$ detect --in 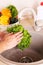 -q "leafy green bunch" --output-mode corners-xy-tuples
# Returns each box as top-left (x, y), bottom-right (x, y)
(7, 25), (31, 50)
(7, 5), (18, 18)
